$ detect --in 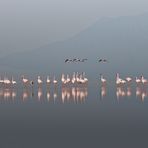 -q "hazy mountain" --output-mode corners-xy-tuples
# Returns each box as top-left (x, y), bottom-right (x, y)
(1, 13), (148, 76)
